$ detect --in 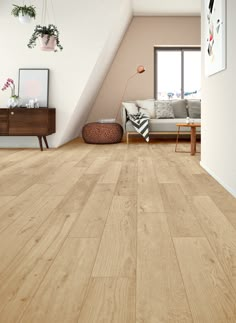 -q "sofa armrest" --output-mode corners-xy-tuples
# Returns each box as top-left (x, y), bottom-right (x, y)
(121, 105), (128, 132)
